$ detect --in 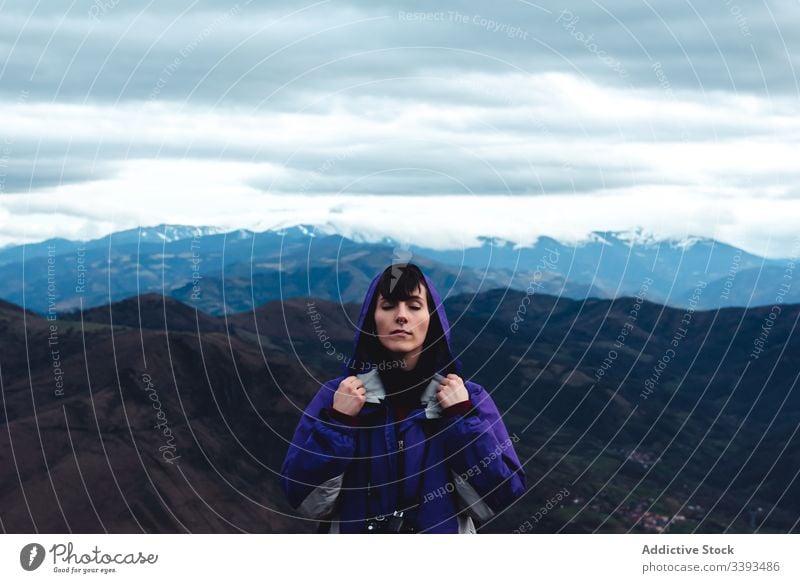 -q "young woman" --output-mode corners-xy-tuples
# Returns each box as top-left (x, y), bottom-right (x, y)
(281, 263), (526, 533)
